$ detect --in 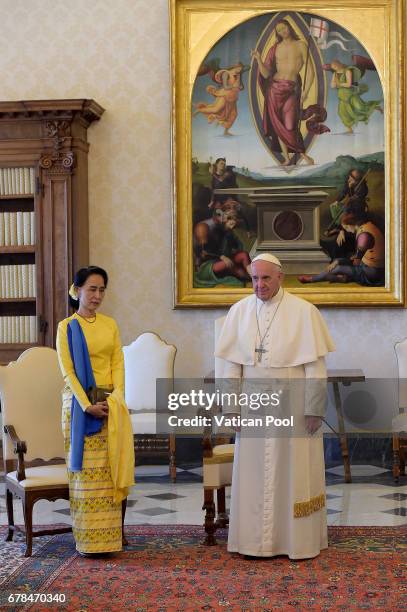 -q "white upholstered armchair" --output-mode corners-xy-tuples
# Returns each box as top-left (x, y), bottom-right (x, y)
(202, 316), (234, 545)
(0, 347), (71, 557)
(123, 332), (177, 482)
(394, 338), (407, 482)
